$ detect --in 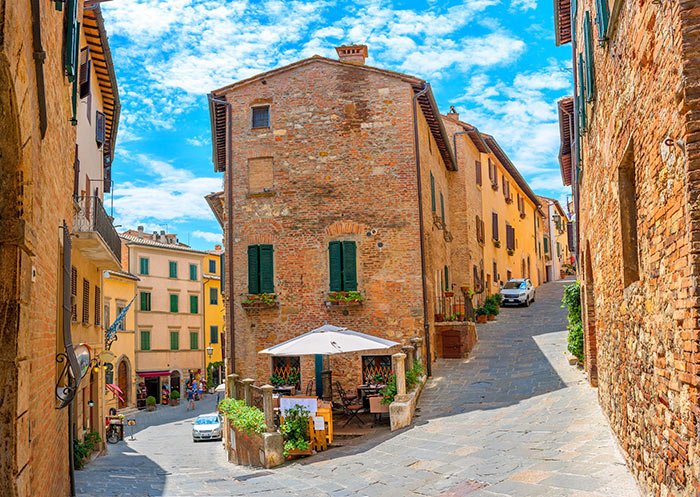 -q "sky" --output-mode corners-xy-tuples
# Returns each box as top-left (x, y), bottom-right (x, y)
(101, 0), (572, 251)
